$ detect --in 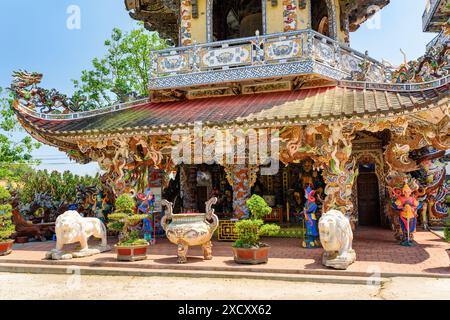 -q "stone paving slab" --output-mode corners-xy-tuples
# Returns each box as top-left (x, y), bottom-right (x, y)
(0, 227), (449, 278)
